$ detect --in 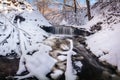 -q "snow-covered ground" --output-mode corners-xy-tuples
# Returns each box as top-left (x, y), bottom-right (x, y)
(86, 23), (120, 70)
(84, 2), (120, 71)
(0, 1), (57, 79)
(0, 0), (120, 80)
(0, 0), (51, 56)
